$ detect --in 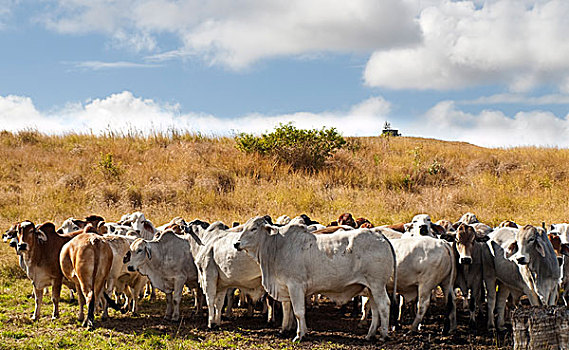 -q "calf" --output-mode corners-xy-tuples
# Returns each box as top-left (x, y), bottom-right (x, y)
(59, 226), (114, 328)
